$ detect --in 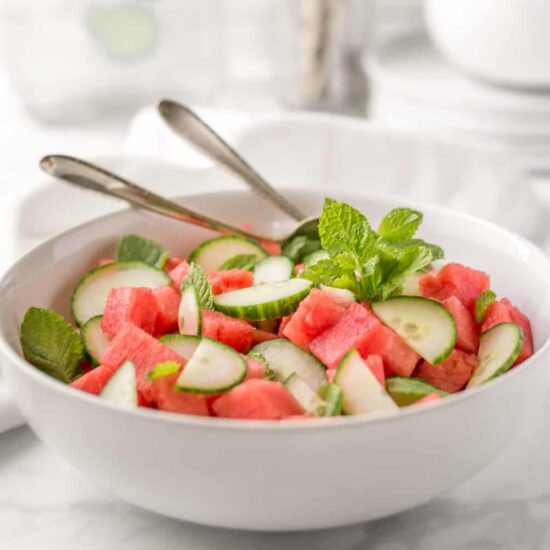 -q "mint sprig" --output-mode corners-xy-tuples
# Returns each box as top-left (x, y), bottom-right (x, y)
(181, 262), (214, 310)
(300, 199), (443, 301)
(117, 234), (169, 269)
(20, 307), (84, 383)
